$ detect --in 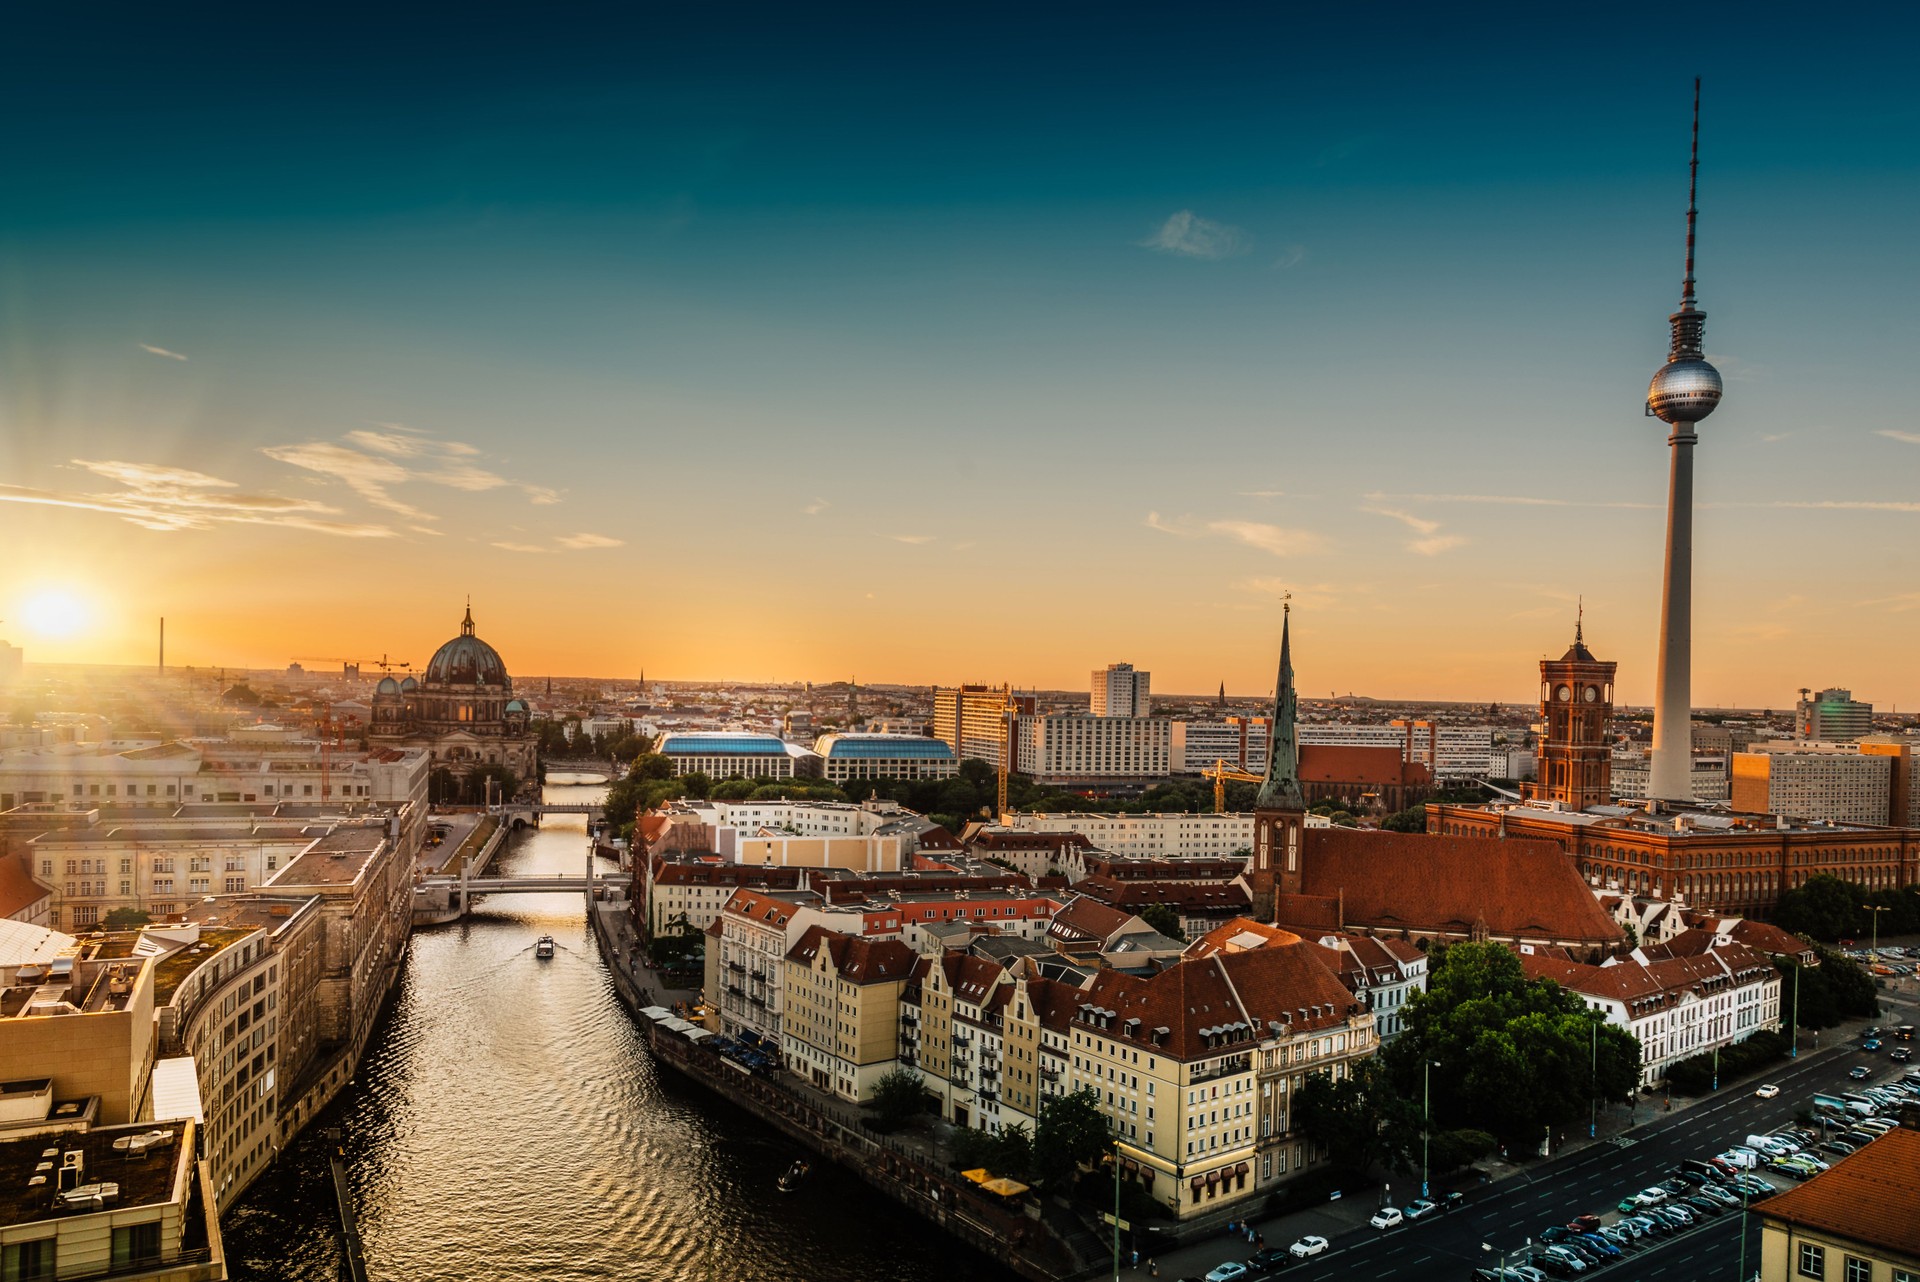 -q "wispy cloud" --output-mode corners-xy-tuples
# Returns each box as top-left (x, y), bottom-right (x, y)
(1363, 506), (1466, 556)
(1237, 489), (1286, 499)
(263, 441), (426, 518)
(803, 497), (831, 516)
(887, 534), (936, 545)
(1705, 353), (1763, 382)
(136, 342), (188, 361)
(490, 541), (549, 554)
(1140, 210), (1250, 260)
(264, 425), (566, 518)
(556, 532), (623, 550)
(1272, 245), (1307, 271)
(1877, 429), (1920, 446)
(1858, 592), (1920, 613)
(1366, 490), (1658, 511)
(1145, 511), (1325, 557)
(1760, 432), (1794, 443)
(0, 461), (394, 538)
